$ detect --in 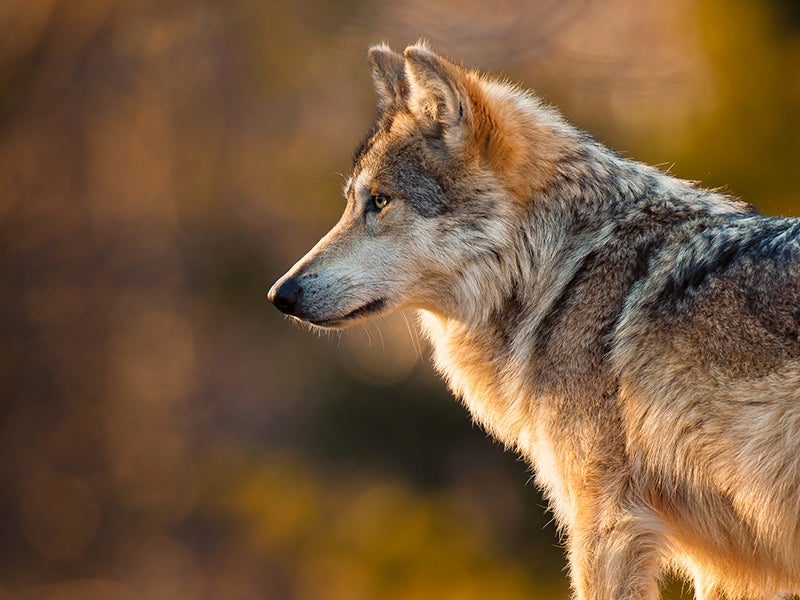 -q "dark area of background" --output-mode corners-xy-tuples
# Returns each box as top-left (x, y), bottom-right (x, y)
(1, 1), (799, 598)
